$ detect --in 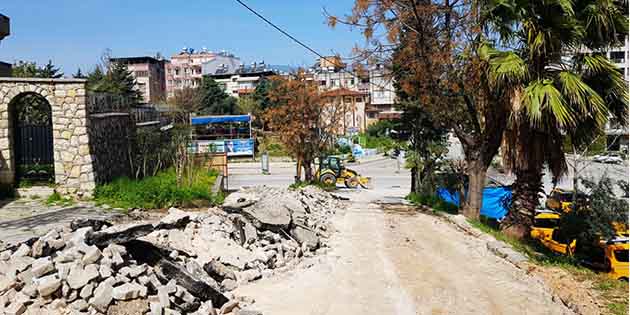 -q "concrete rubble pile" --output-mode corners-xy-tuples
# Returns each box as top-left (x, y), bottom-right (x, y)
(0, 186), (345, 315)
